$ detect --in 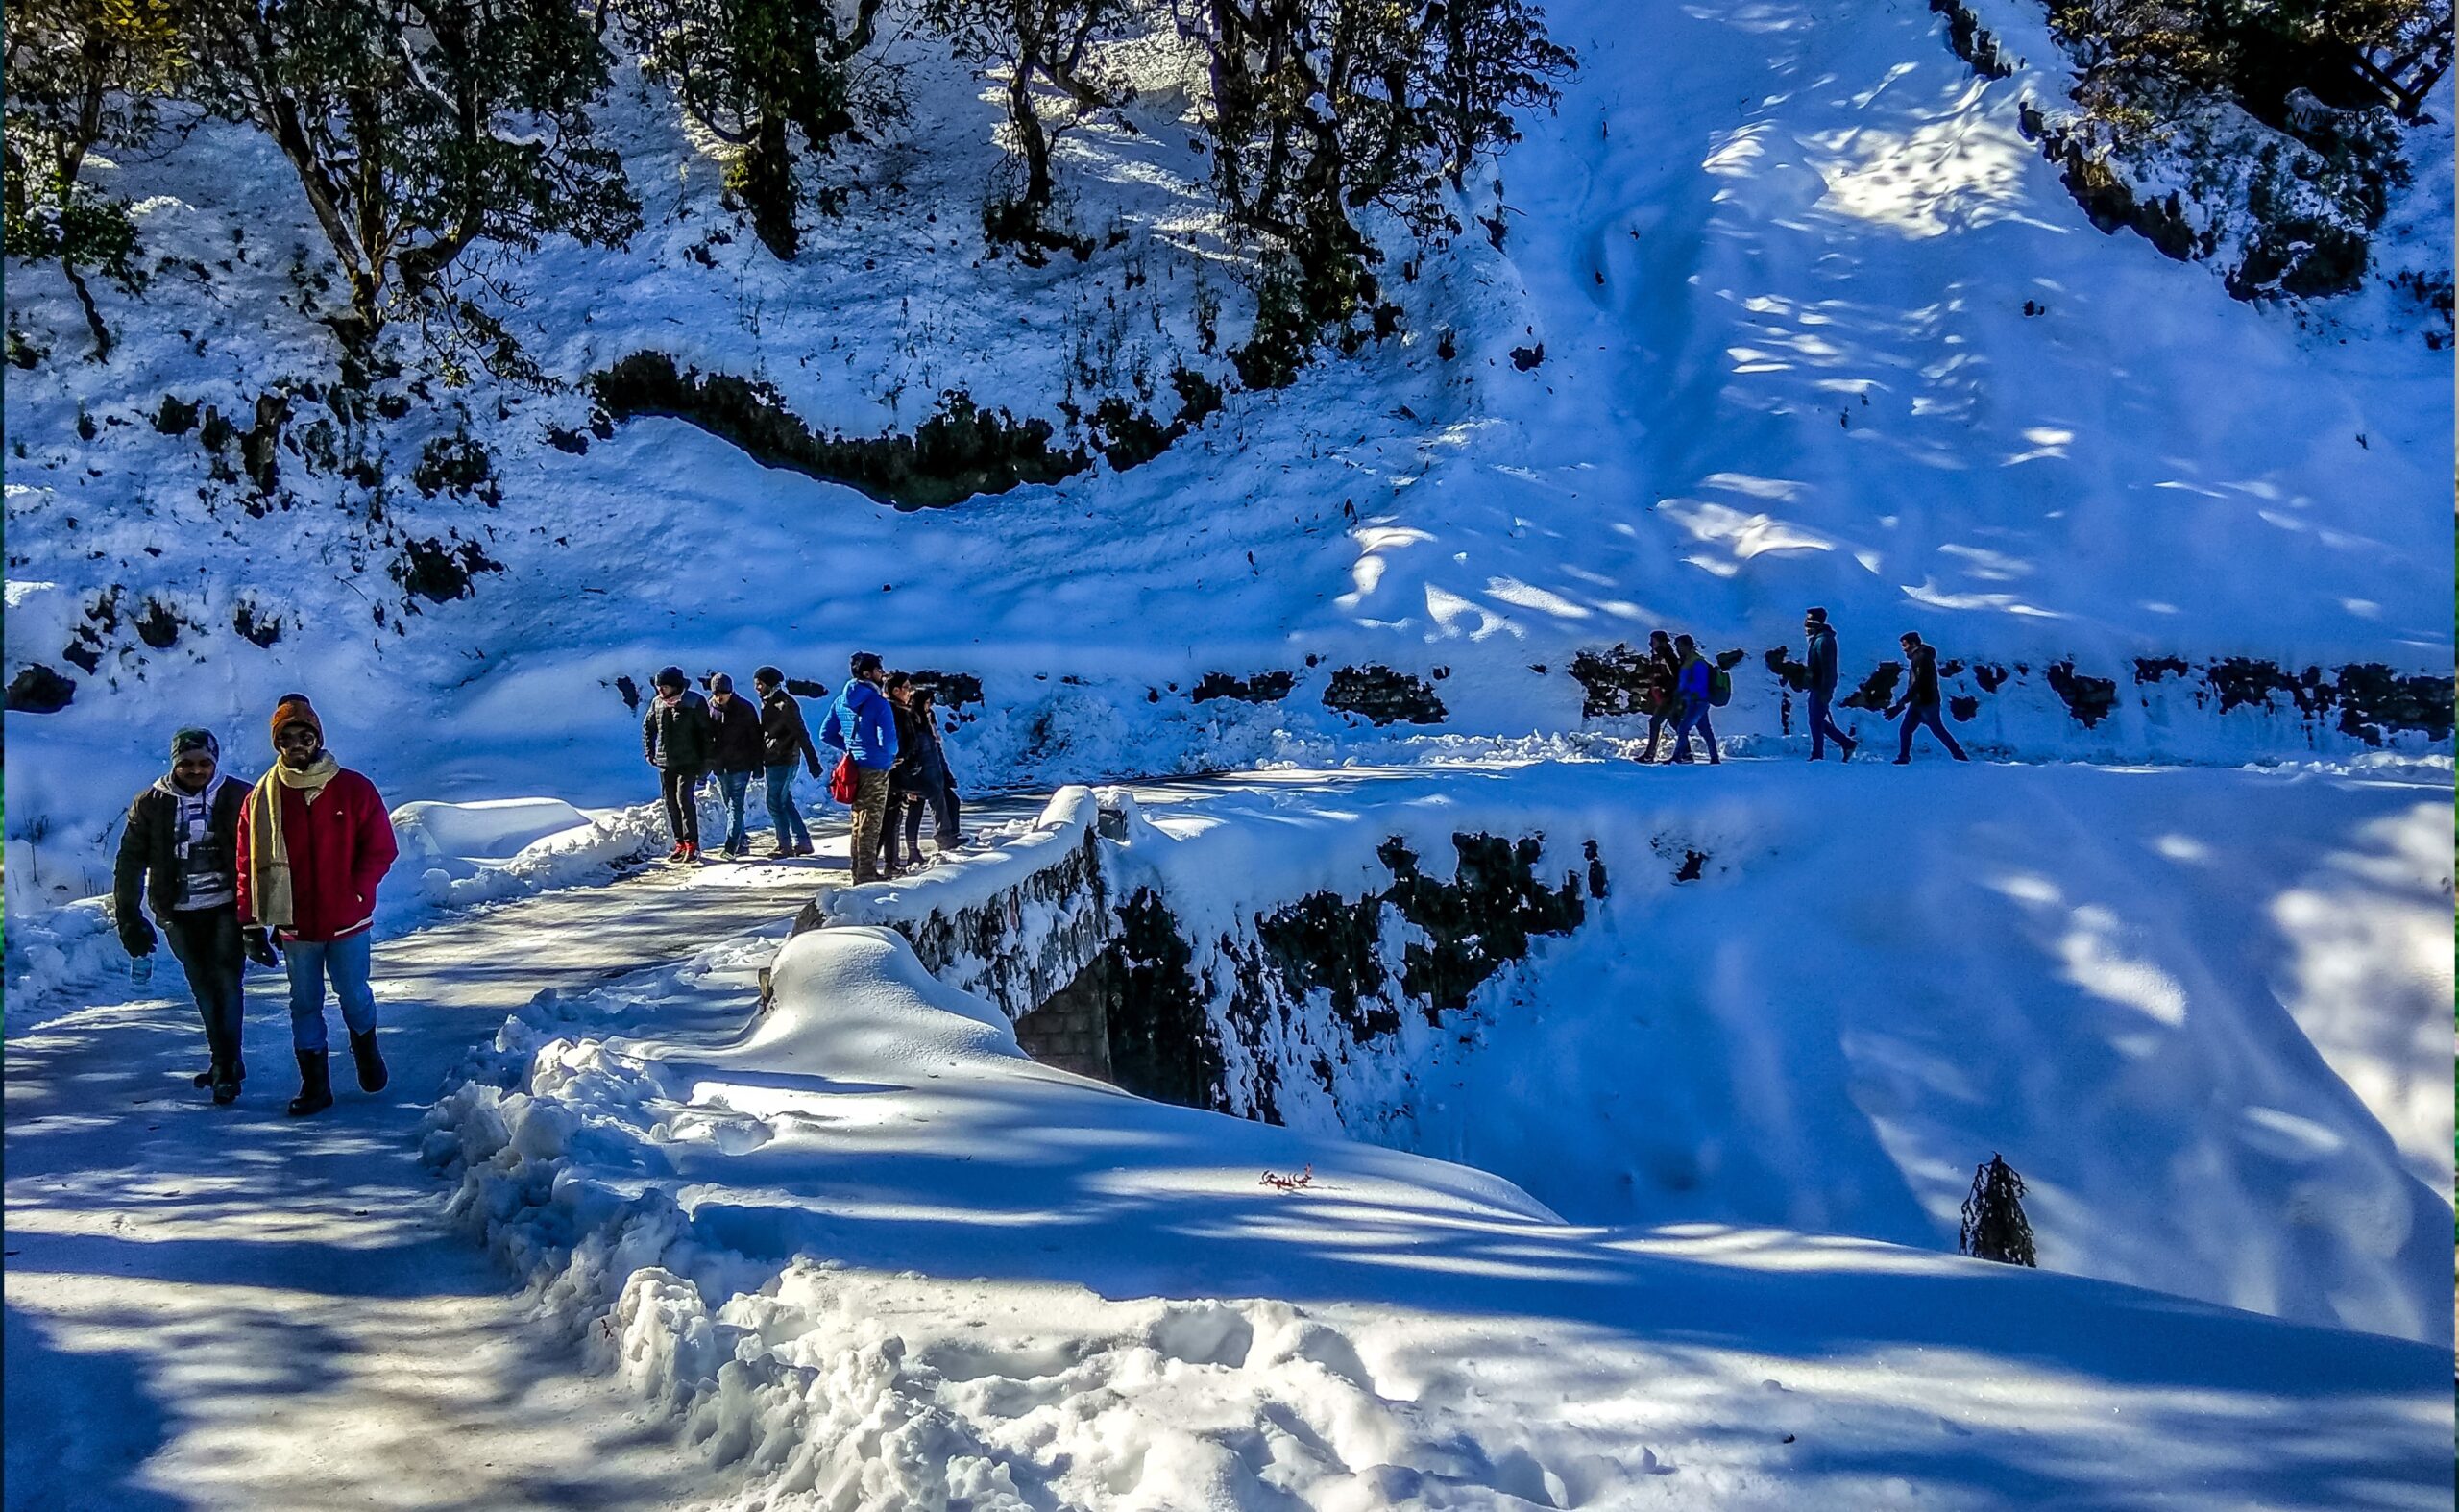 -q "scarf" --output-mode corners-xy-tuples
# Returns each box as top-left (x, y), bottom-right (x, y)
(245, 753), (340, 930)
